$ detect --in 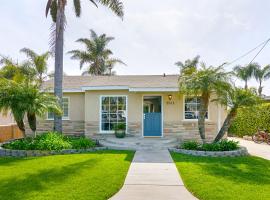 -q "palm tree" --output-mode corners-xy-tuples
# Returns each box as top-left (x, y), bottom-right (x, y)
(0, 56), (35, 82)
(179, 63), (231, 142)
(175, 55), (200, 75)
(45, 0), (124, 132)
(253, 64), (270, 96)
(214, 88), (260, 142)
(68, 30), (125, 75)
(0, 79), (61, 137)
(20, 48), (51, 86)
(233, 63), (257, 90)
(105, 58), (126, 76)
